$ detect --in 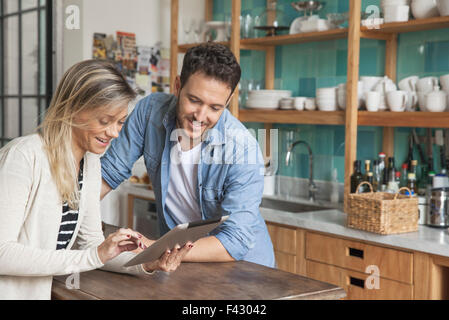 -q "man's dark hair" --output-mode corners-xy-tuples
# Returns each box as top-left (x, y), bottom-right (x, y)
(180, 42), (241, 93)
